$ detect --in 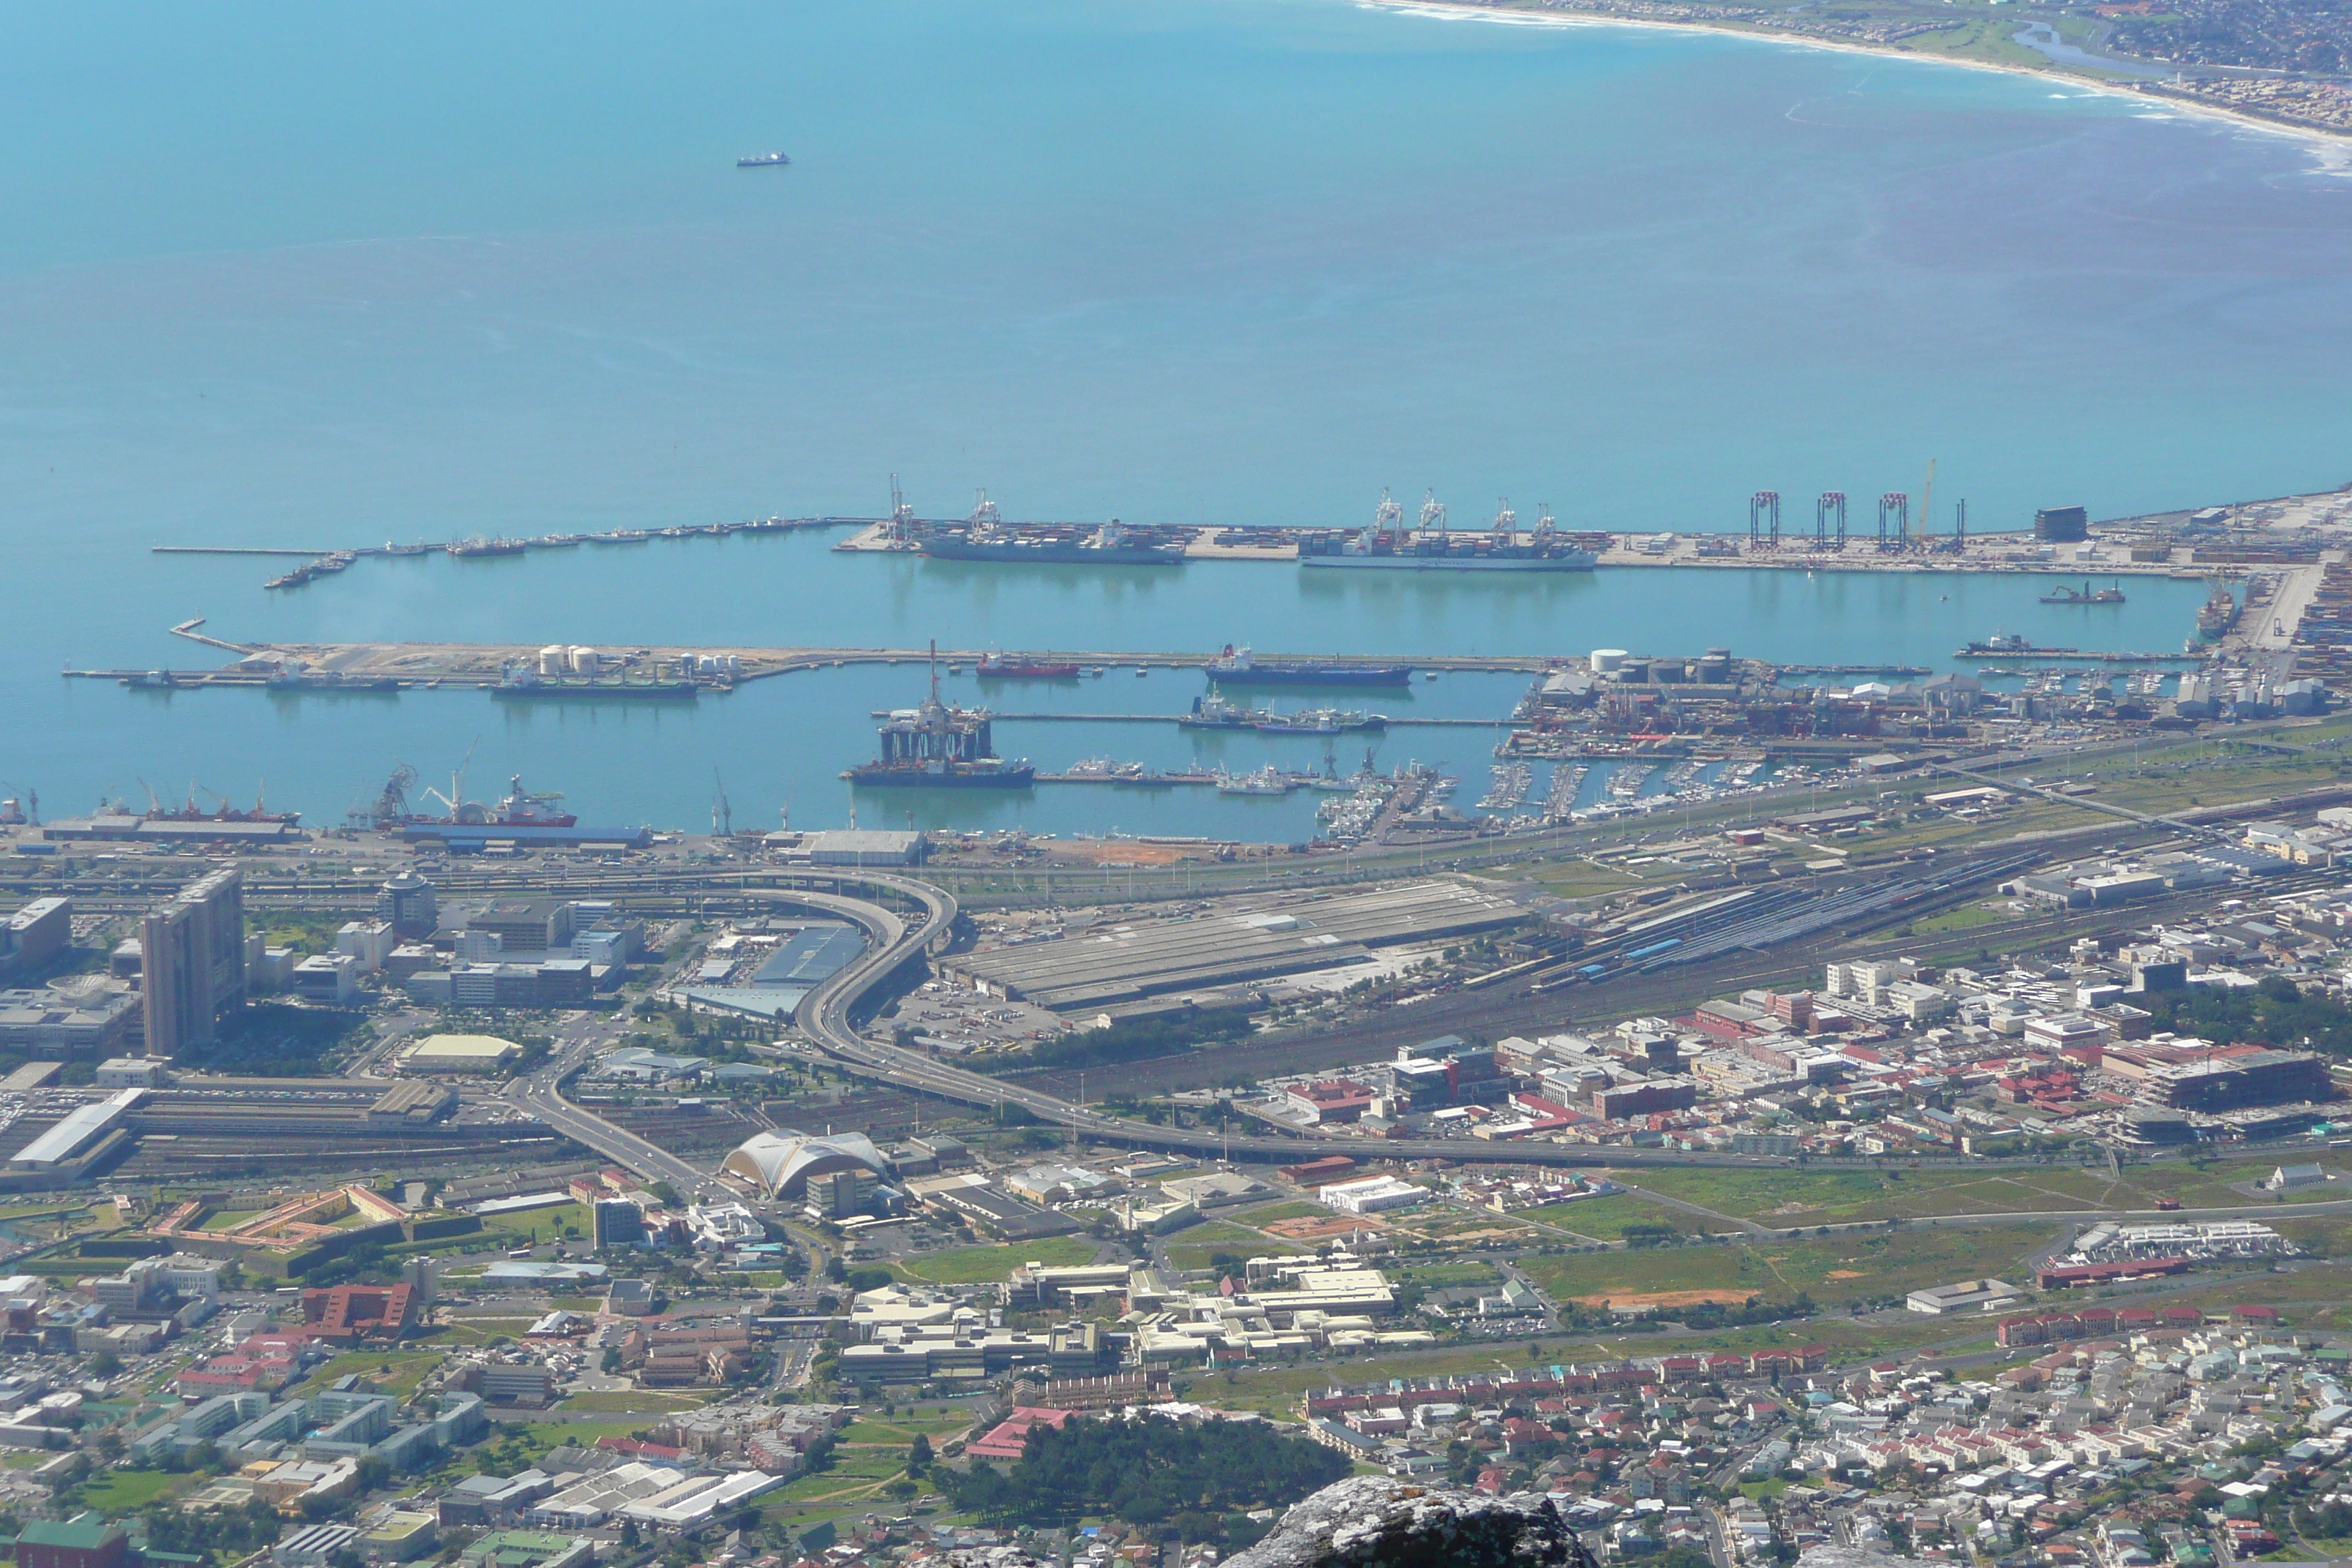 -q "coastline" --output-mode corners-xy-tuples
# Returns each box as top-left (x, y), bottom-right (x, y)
(1359, 0), (2352, 146)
